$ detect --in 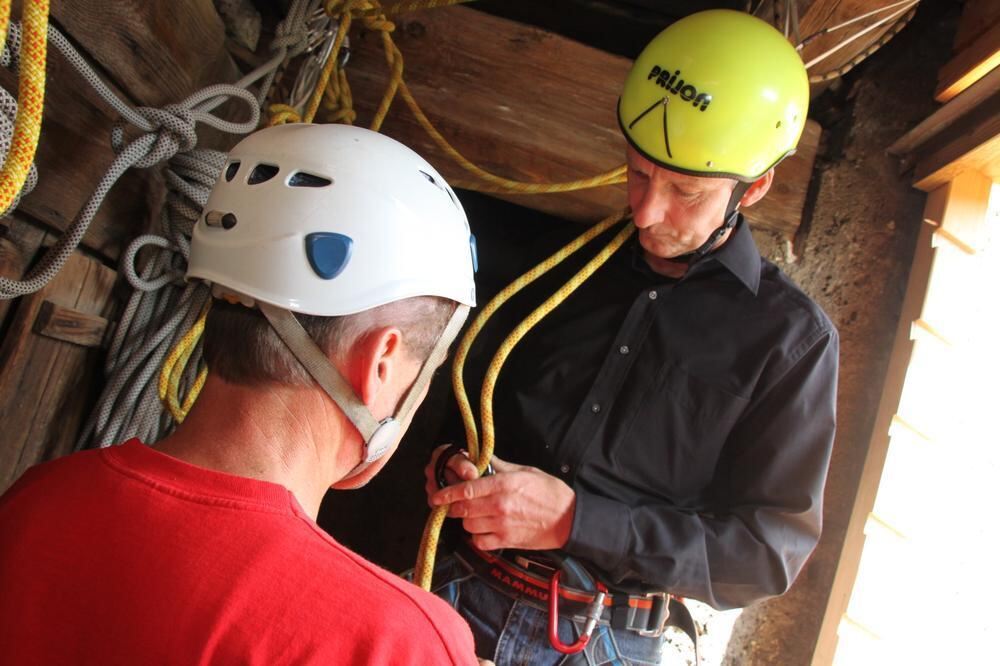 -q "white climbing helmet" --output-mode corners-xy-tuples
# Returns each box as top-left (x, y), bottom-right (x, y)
(188, 122), (477, 314)
(187, 124), (477, 481)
